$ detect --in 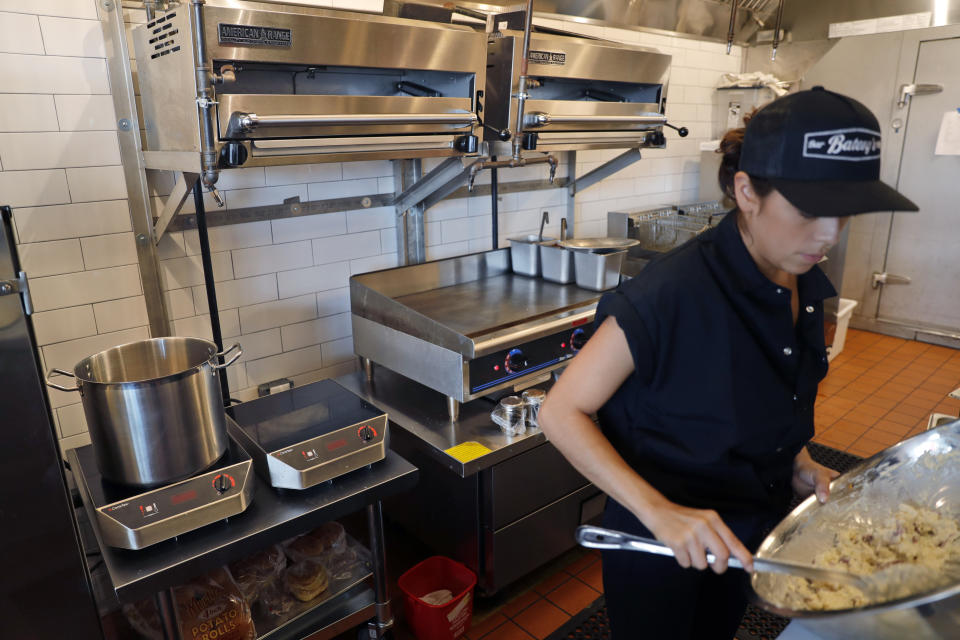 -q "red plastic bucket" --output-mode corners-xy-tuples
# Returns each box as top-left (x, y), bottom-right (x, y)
(398, 556), (477, 640)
